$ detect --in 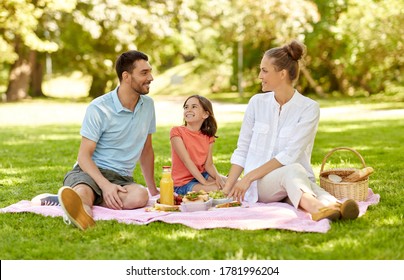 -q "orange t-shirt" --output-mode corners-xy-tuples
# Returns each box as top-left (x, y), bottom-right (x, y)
(170, 126), (215, 186)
